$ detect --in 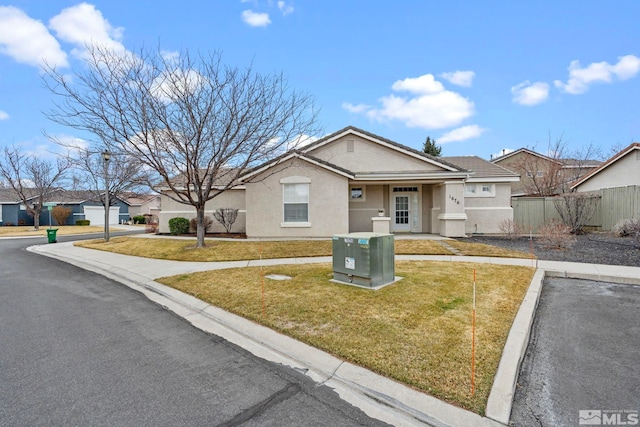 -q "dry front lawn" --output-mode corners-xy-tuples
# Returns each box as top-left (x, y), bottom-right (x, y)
(0, 225), (120, 237)
(158, 261), (534, 414)
(75, 236), (531, 261)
